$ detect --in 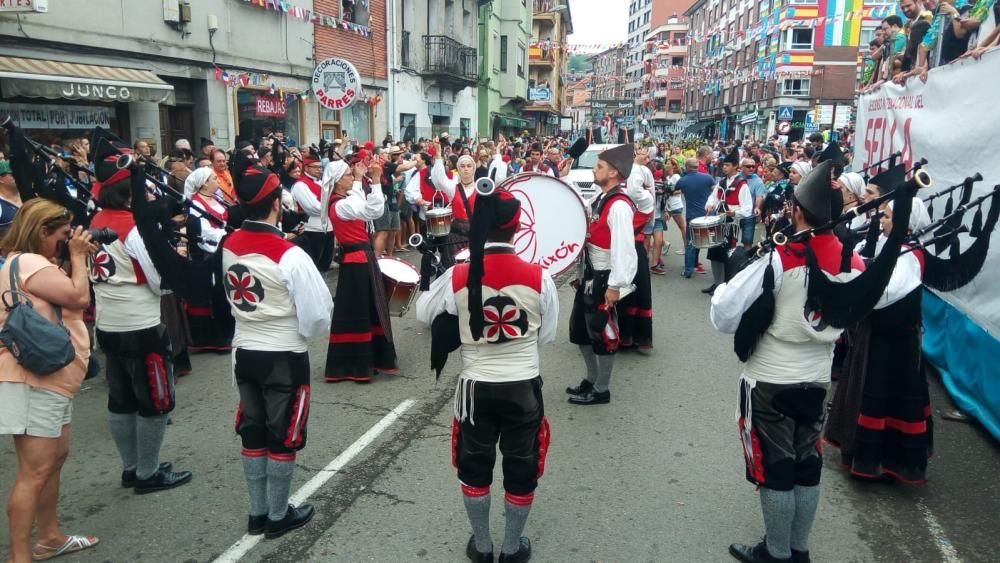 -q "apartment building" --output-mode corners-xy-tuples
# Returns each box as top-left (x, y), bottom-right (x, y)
(479, 0), (533, 138)
(640, 16), (689, 135)
(683, 0), (880, 141)
(524, 0), (573, 136)
(388, 0), (479, 141)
